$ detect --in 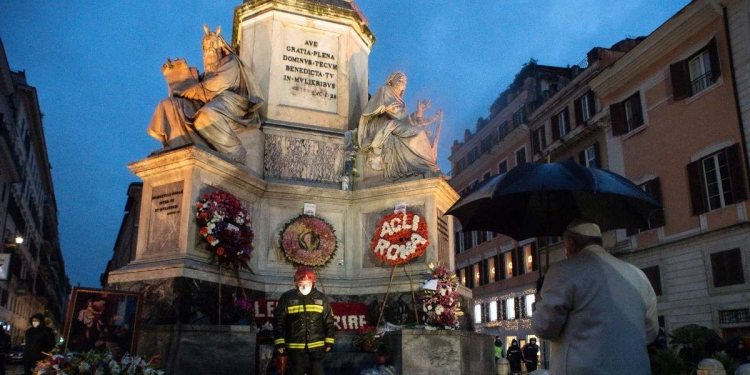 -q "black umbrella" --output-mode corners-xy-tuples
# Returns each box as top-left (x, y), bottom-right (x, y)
(446, 160), (662, 272)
